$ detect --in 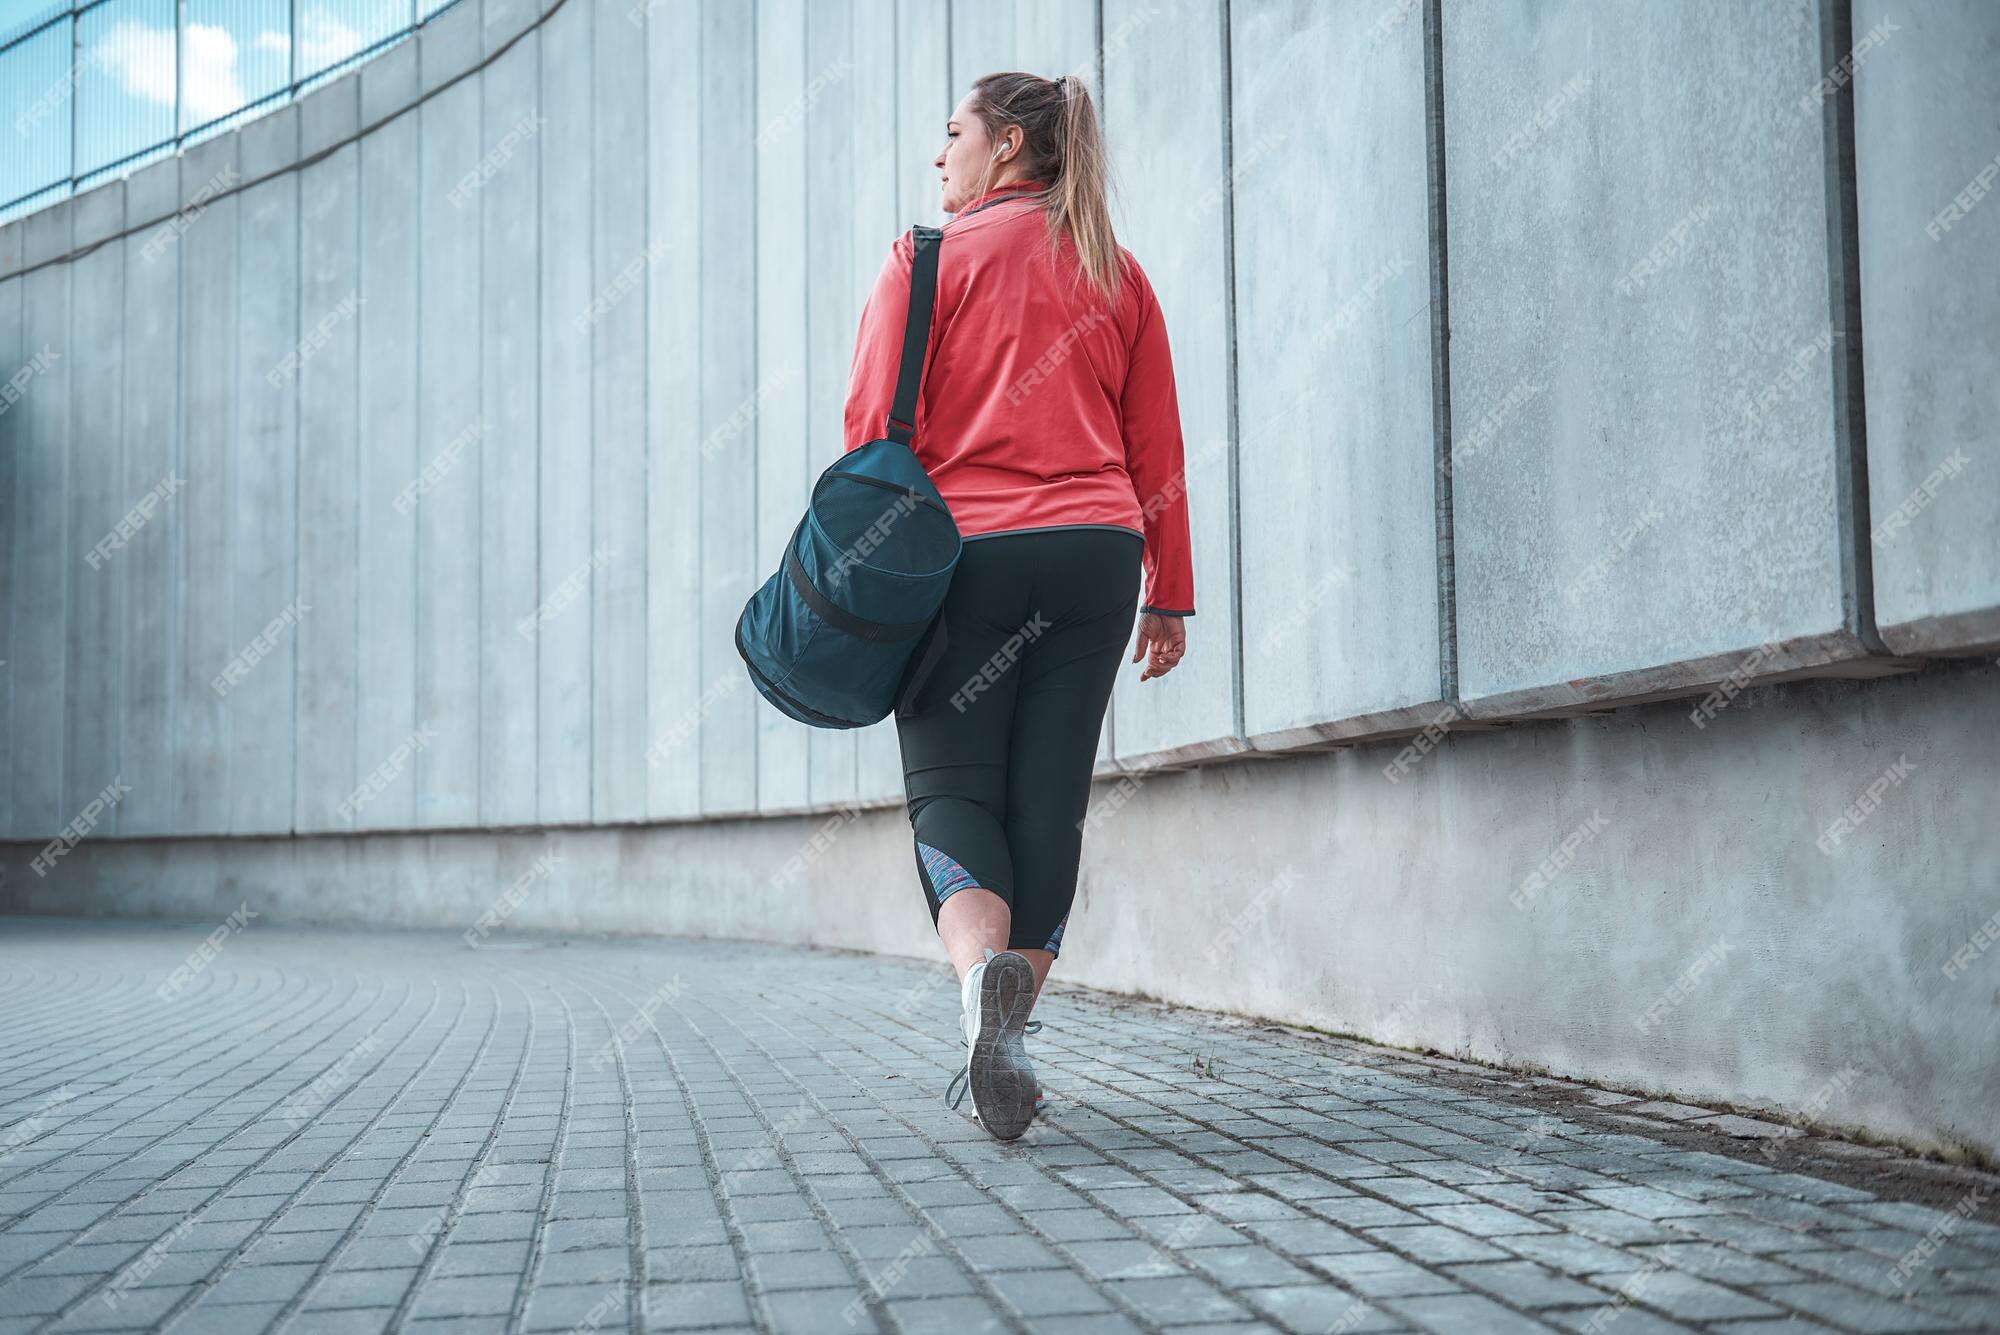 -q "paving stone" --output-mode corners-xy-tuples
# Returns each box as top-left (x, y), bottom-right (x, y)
(1417, 1203), (1559, 1237)
(985, 1265), (1119, 1316)
(1311, 1249), (1467, 1299)
(1359, 1223), (1513, 1264)
(1178, 1244), (1318, 1289)
(1584, 1266), (1785, 1321)
(1382, 1290), (1562, 1332)
(1442, 1258), (1614, 1308)
(1541, 1305), (1704, 1334)
(643, 1278), (755, 1329)
(1749, 1281), (1972, 1333)
(1106, 1273), (1253, 1325)
(520, 1282), (636, 1331)
(2, 920), (1996, 1335)
(280, 1307), (400, 1334)
(1626, 1242), (1813, 1287)
(758, 1286), (876, 1334)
